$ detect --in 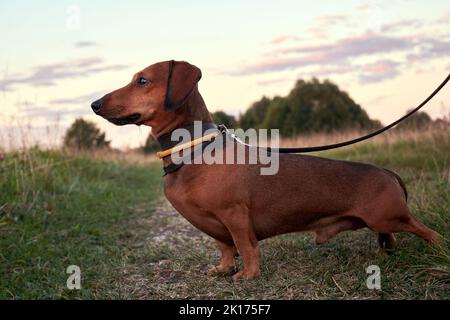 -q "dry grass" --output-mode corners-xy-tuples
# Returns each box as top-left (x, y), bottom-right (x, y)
(279, 122), (450, 149)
